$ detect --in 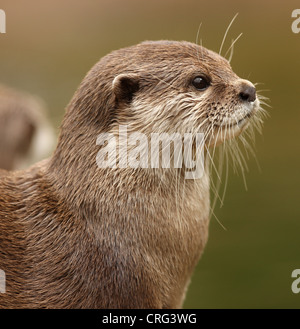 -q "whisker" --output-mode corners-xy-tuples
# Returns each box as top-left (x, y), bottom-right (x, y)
(195, 22), (203, 63)
(256, 89), (271, 93)
(228, 39), (235, 63)
(254, 82), (265, 87)
(210, 136), (225, 213)
(219, 13), (239, 56)
(220, 145), (229, 207)
(225, 32), (243, 62)
(210, 206), (227, 231)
